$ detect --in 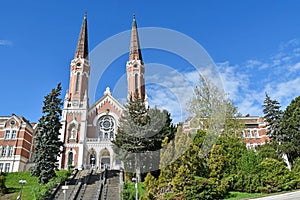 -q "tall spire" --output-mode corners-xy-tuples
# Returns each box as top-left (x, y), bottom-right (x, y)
(74, 12), (89, 59)
(129, 14), (143, 61)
